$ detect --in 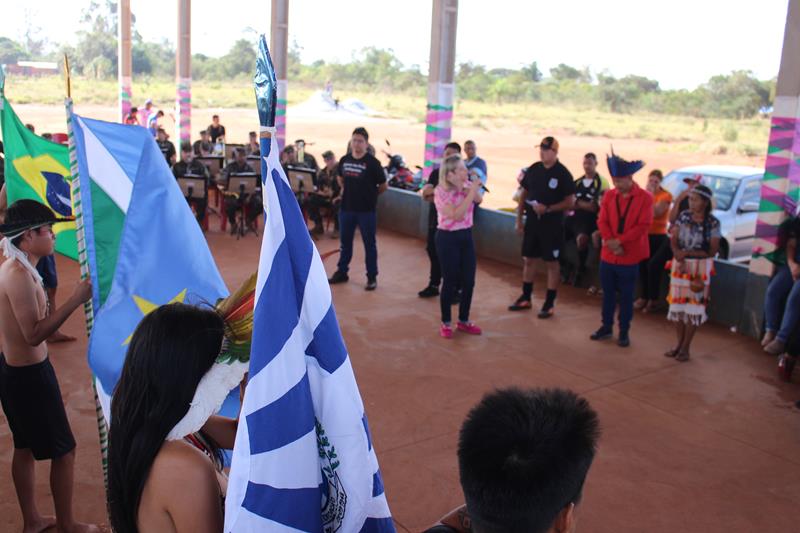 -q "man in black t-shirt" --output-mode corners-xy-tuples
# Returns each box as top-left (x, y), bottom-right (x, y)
(173, 142), (210, 224)
(156, 128), (176, 166)
(328, 127), (388, 291)
(510, 136), (576, 318)
(418, 142), (462, 298)
(565, 153), (605, 285)
(207, 114), (226, 144)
